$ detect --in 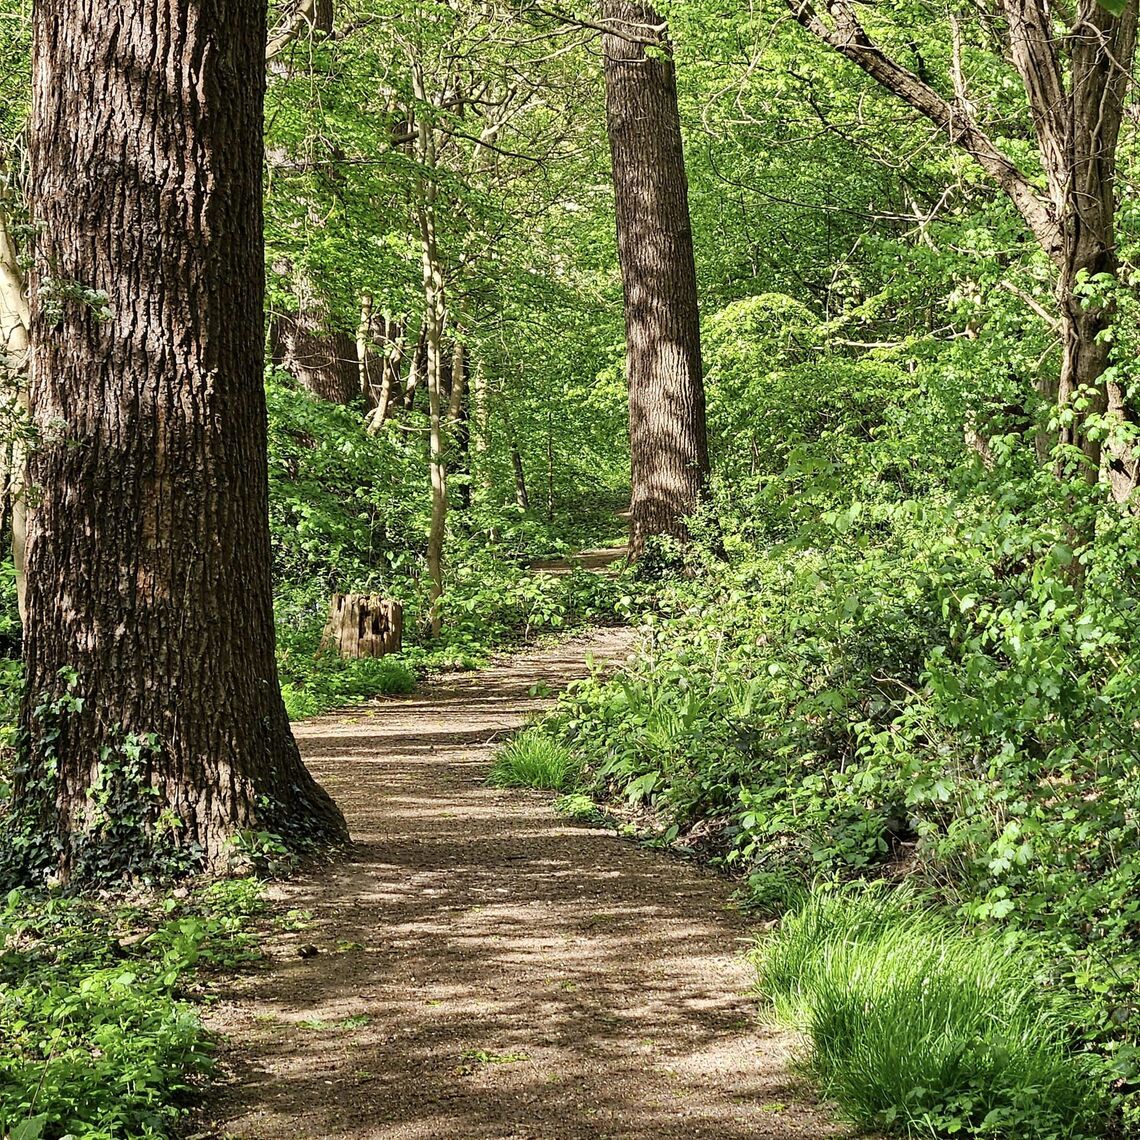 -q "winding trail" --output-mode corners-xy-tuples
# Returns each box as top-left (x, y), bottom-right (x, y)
(204, 628), (846, 1140)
